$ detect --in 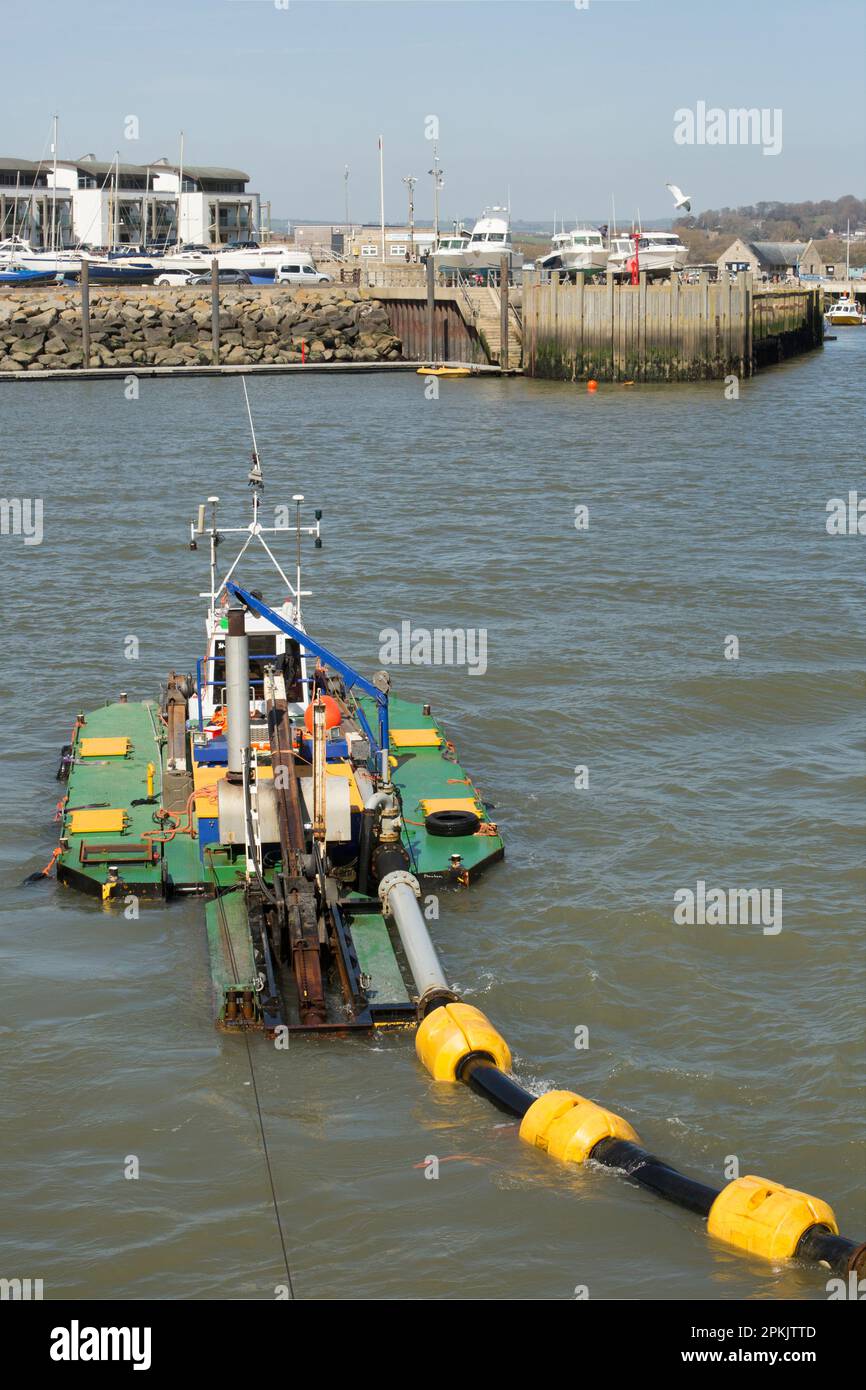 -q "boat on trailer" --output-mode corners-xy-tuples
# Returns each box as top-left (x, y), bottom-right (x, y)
(54, 398), (503, 1033)
(0, 263), (62, 286)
